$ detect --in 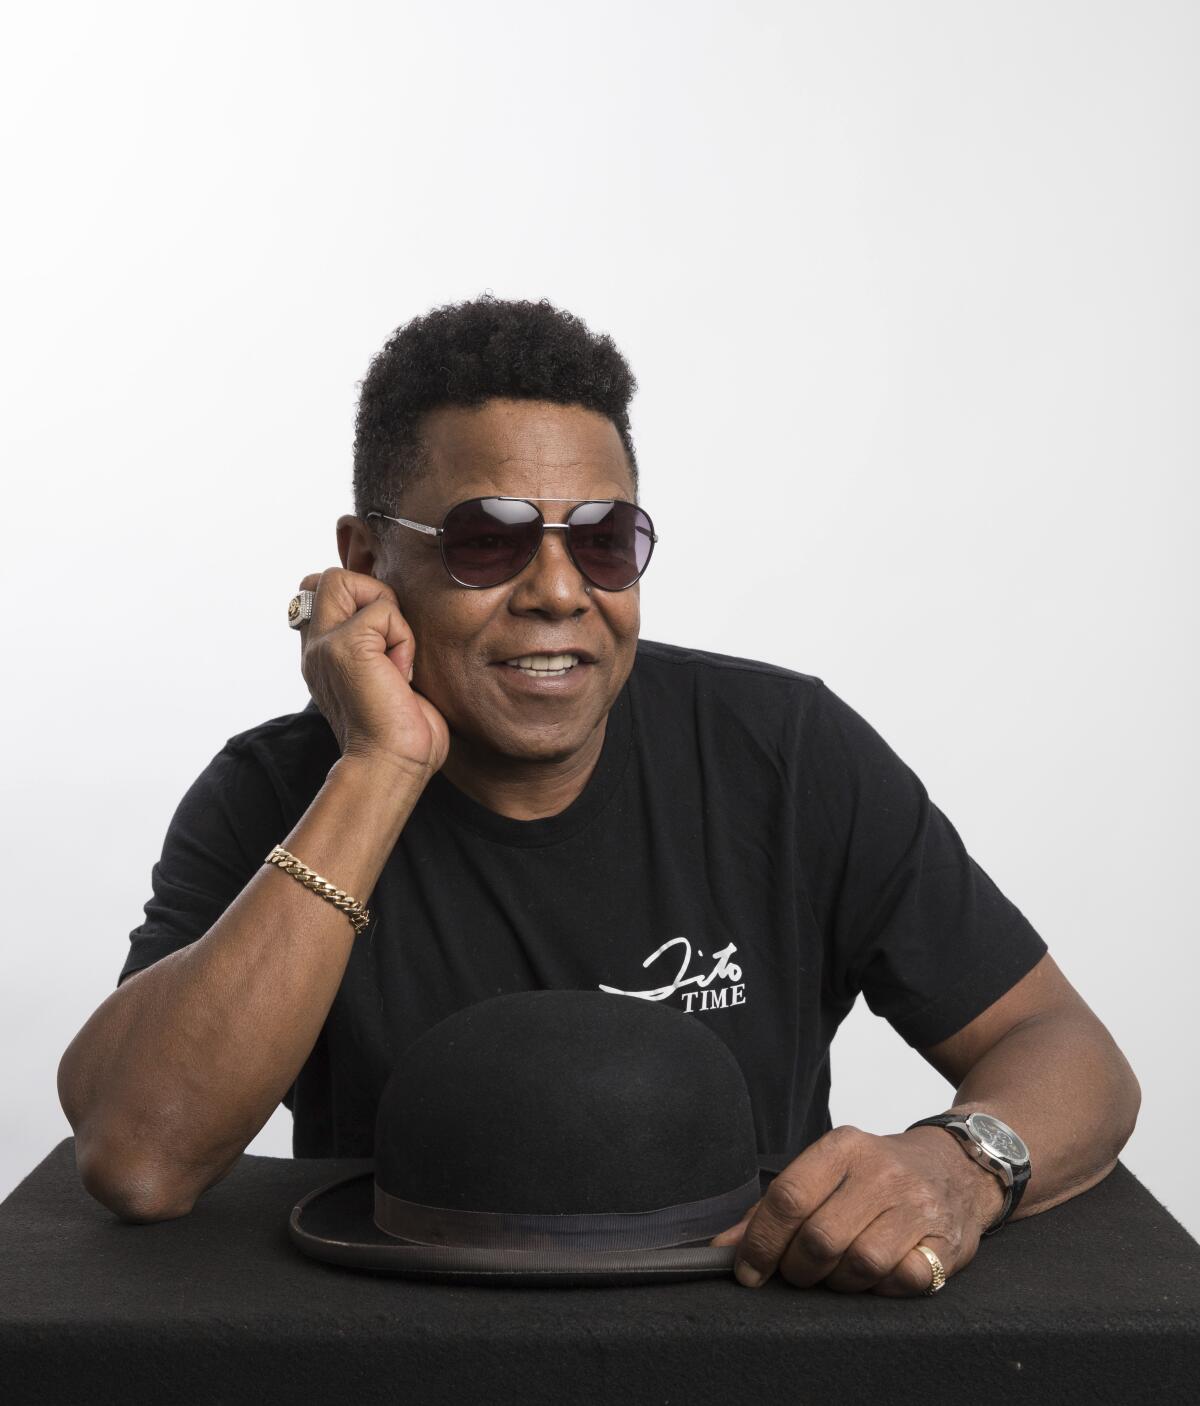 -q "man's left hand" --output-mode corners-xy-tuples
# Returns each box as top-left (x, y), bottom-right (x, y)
(709, 1123), (1007, 1295)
